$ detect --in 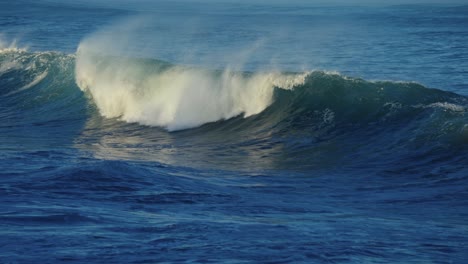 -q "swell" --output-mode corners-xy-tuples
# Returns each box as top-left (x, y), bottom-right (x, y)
(2, 49), (468, 155)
